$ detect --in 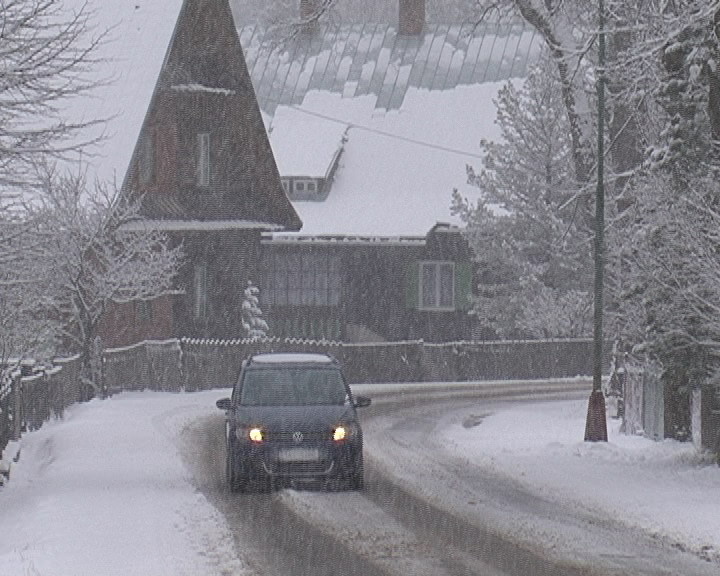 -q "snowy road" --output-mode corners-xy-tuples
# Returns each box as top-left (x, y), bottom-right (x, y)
(2, 381), (718, 575)
(181, 381), (720, 576)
